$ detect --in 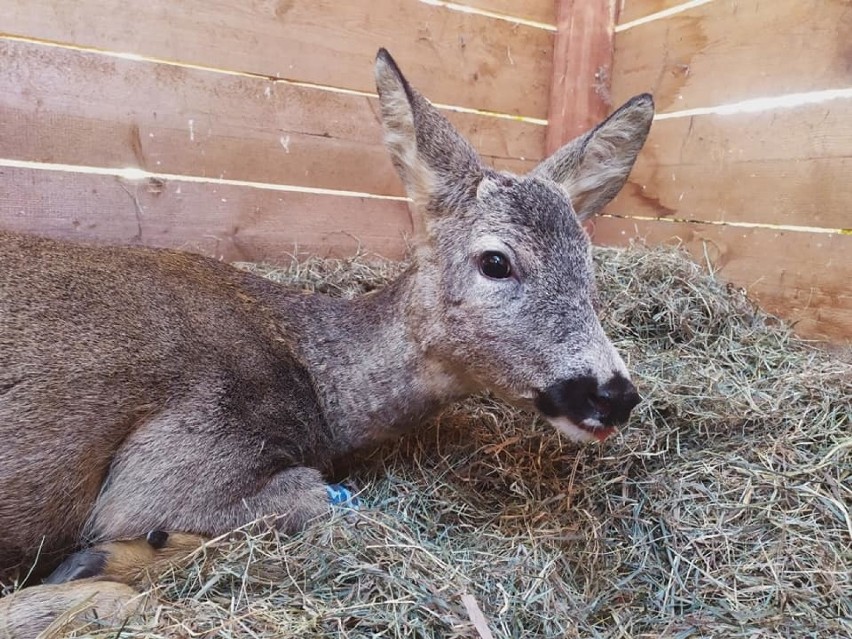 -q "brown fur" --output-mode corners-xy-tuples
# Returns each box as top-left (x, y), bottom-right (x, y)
(0, 580), (147, 639)
(44, 532), (206, 585)
(0, 48), (653, 627)
(0, 533), (203, 639)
